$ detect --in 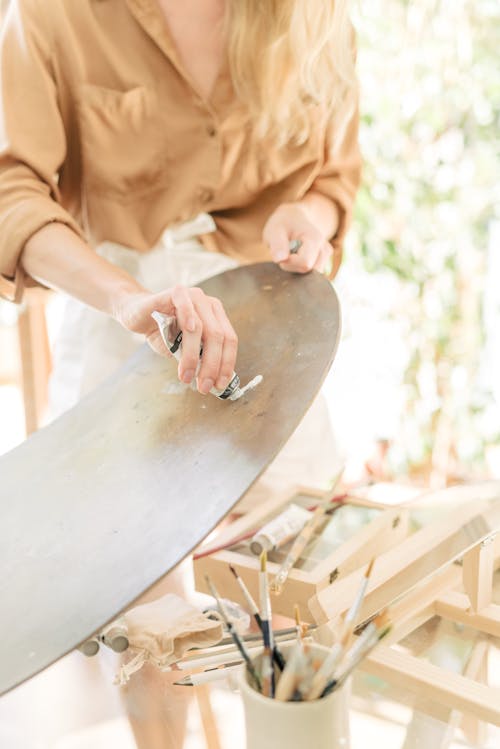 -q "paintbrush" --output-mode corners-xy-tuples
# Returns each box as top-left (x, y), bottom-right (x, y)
(320, 610), (391, 698)
(172, 637), (310, 672)
(305, 558), (375, 700)
(275, 641), (308, 701)
(271, 503), (330, 594)
(274, 603), (307, 701)
(341, 558), (375, 644)
(174, 660), (243, 687)
(289, 607), (321, 700)
(217, 624), (316, 647)
(229, 564), (286, 671)
(205, 575), (262, 692)
(294, 604), (303, 644)
(271, 467), (345, 595)
(229, 564), (263, 629)
(259, 551), (275, 697)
